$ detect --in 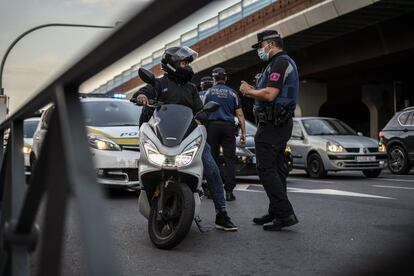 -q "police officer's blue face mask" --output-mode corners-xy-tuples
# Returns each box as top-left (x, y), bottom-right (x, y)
(257, 44), (270, 61)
